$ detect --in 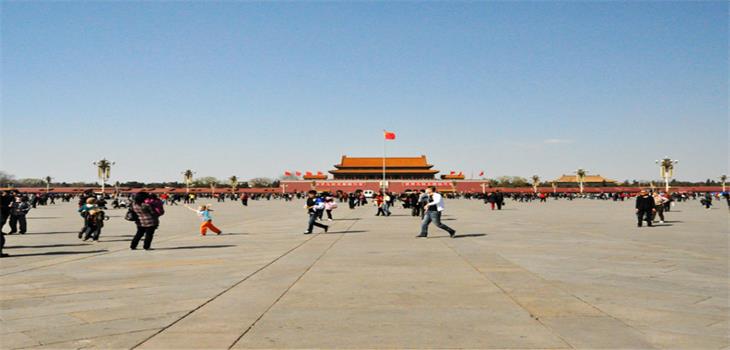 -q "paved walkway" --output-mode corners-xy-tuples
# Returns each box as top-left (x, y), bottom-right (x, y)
(1, 199), (727, 349)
